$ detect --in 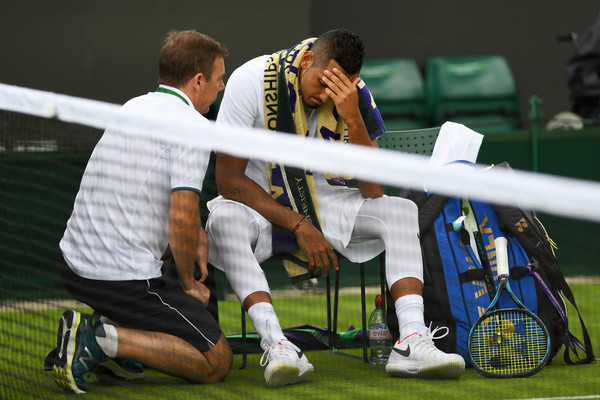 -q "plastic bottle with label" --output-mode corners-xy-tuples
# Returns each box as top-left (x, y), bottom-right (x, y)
(368, 294), (393, 364)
